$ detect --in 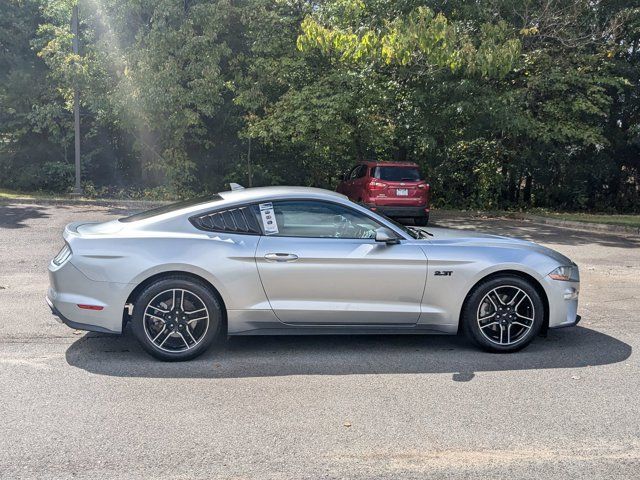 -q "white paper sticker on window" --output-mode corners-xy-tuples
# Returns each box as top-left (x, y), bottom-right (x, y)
(259, 202), (279, 235)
